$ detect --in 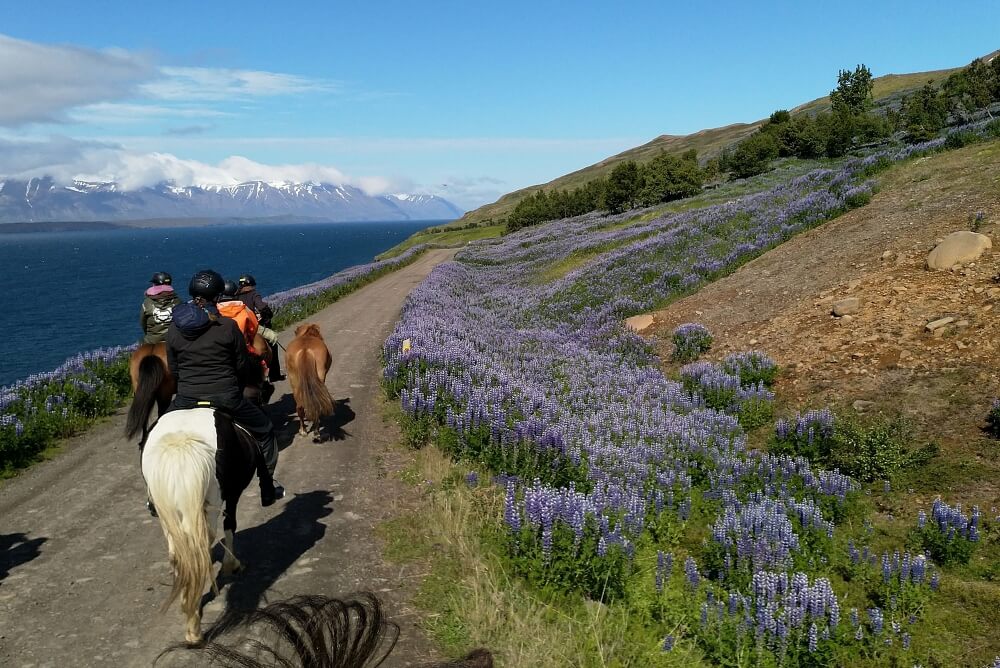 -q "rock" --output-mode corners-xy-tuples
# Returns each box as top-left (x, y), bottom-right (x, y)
(988, 288), (1000, 298)
(833, 298), (861, 316)
(926, 231), (992, 270)
(839, 314), (854, 323)
(975, 287), (985, 294)
(926, 316), (955, 331)
(853, 400), (876, 412)
(749, 338), (758, 345)
(956, 320), (970, 328)
(847, 279), (862, 291)
(933, 328), (946, 338)
(624, 314), (655, 332)
(892, 285), (907, 293)
(881, 250), (894, 260)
